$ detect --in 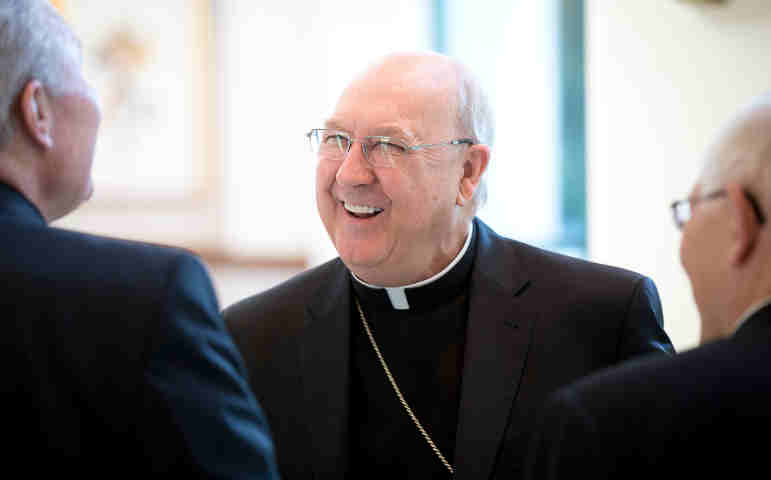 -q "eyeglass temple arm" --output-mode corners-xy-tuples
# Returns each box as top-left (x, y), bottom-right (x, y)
(408, 138), (475, 151)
